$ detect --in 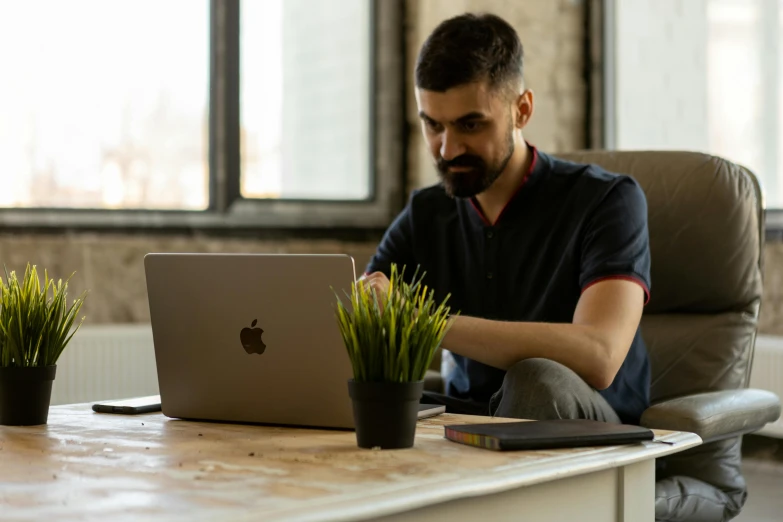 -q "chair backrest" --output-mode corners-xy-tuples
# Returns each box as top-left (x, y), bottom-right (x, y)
(558, 151), (764, 403)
